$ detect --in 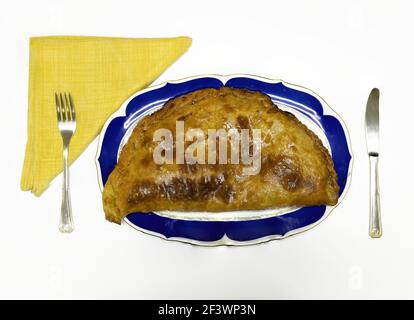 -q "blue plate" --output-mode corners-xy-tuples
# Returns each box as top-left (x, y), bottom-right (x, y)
(96, 75), (353, 246)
